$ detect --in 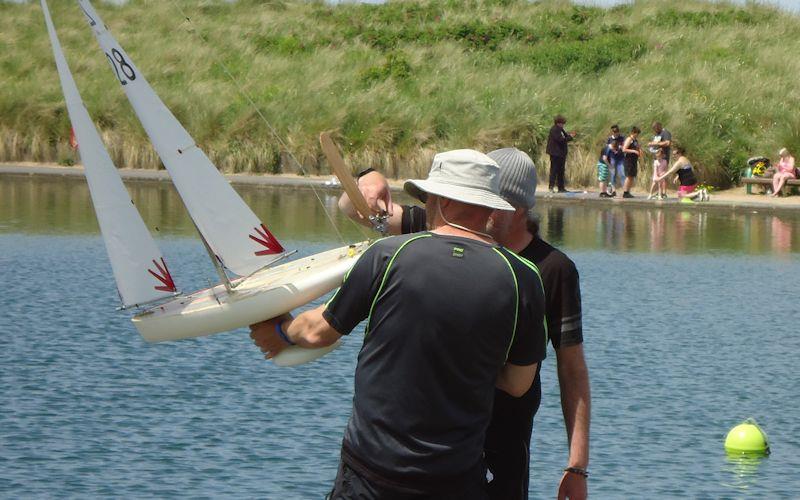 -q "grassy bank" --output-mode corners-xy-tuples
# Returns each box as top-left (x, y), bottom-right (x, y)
(1, 0), (799, 187)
